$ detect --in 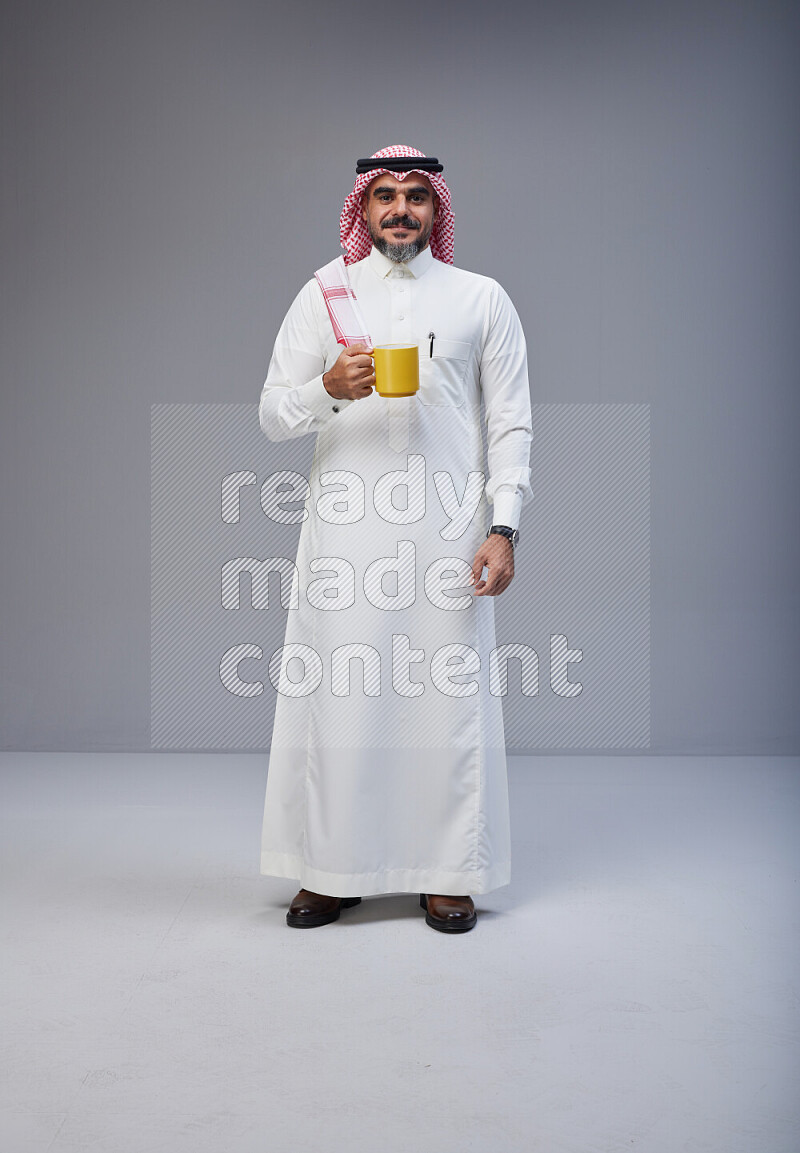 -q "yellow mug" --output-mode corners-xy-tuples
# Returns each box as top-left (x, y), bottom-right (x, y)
(372, 344), (419, 398)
